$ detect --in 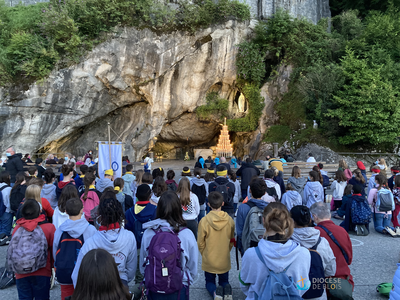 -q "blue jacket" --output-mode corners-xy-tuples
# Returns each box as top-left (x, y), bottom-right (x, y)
(125, 203), (157, 234)
(348, 177), (366, 197)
